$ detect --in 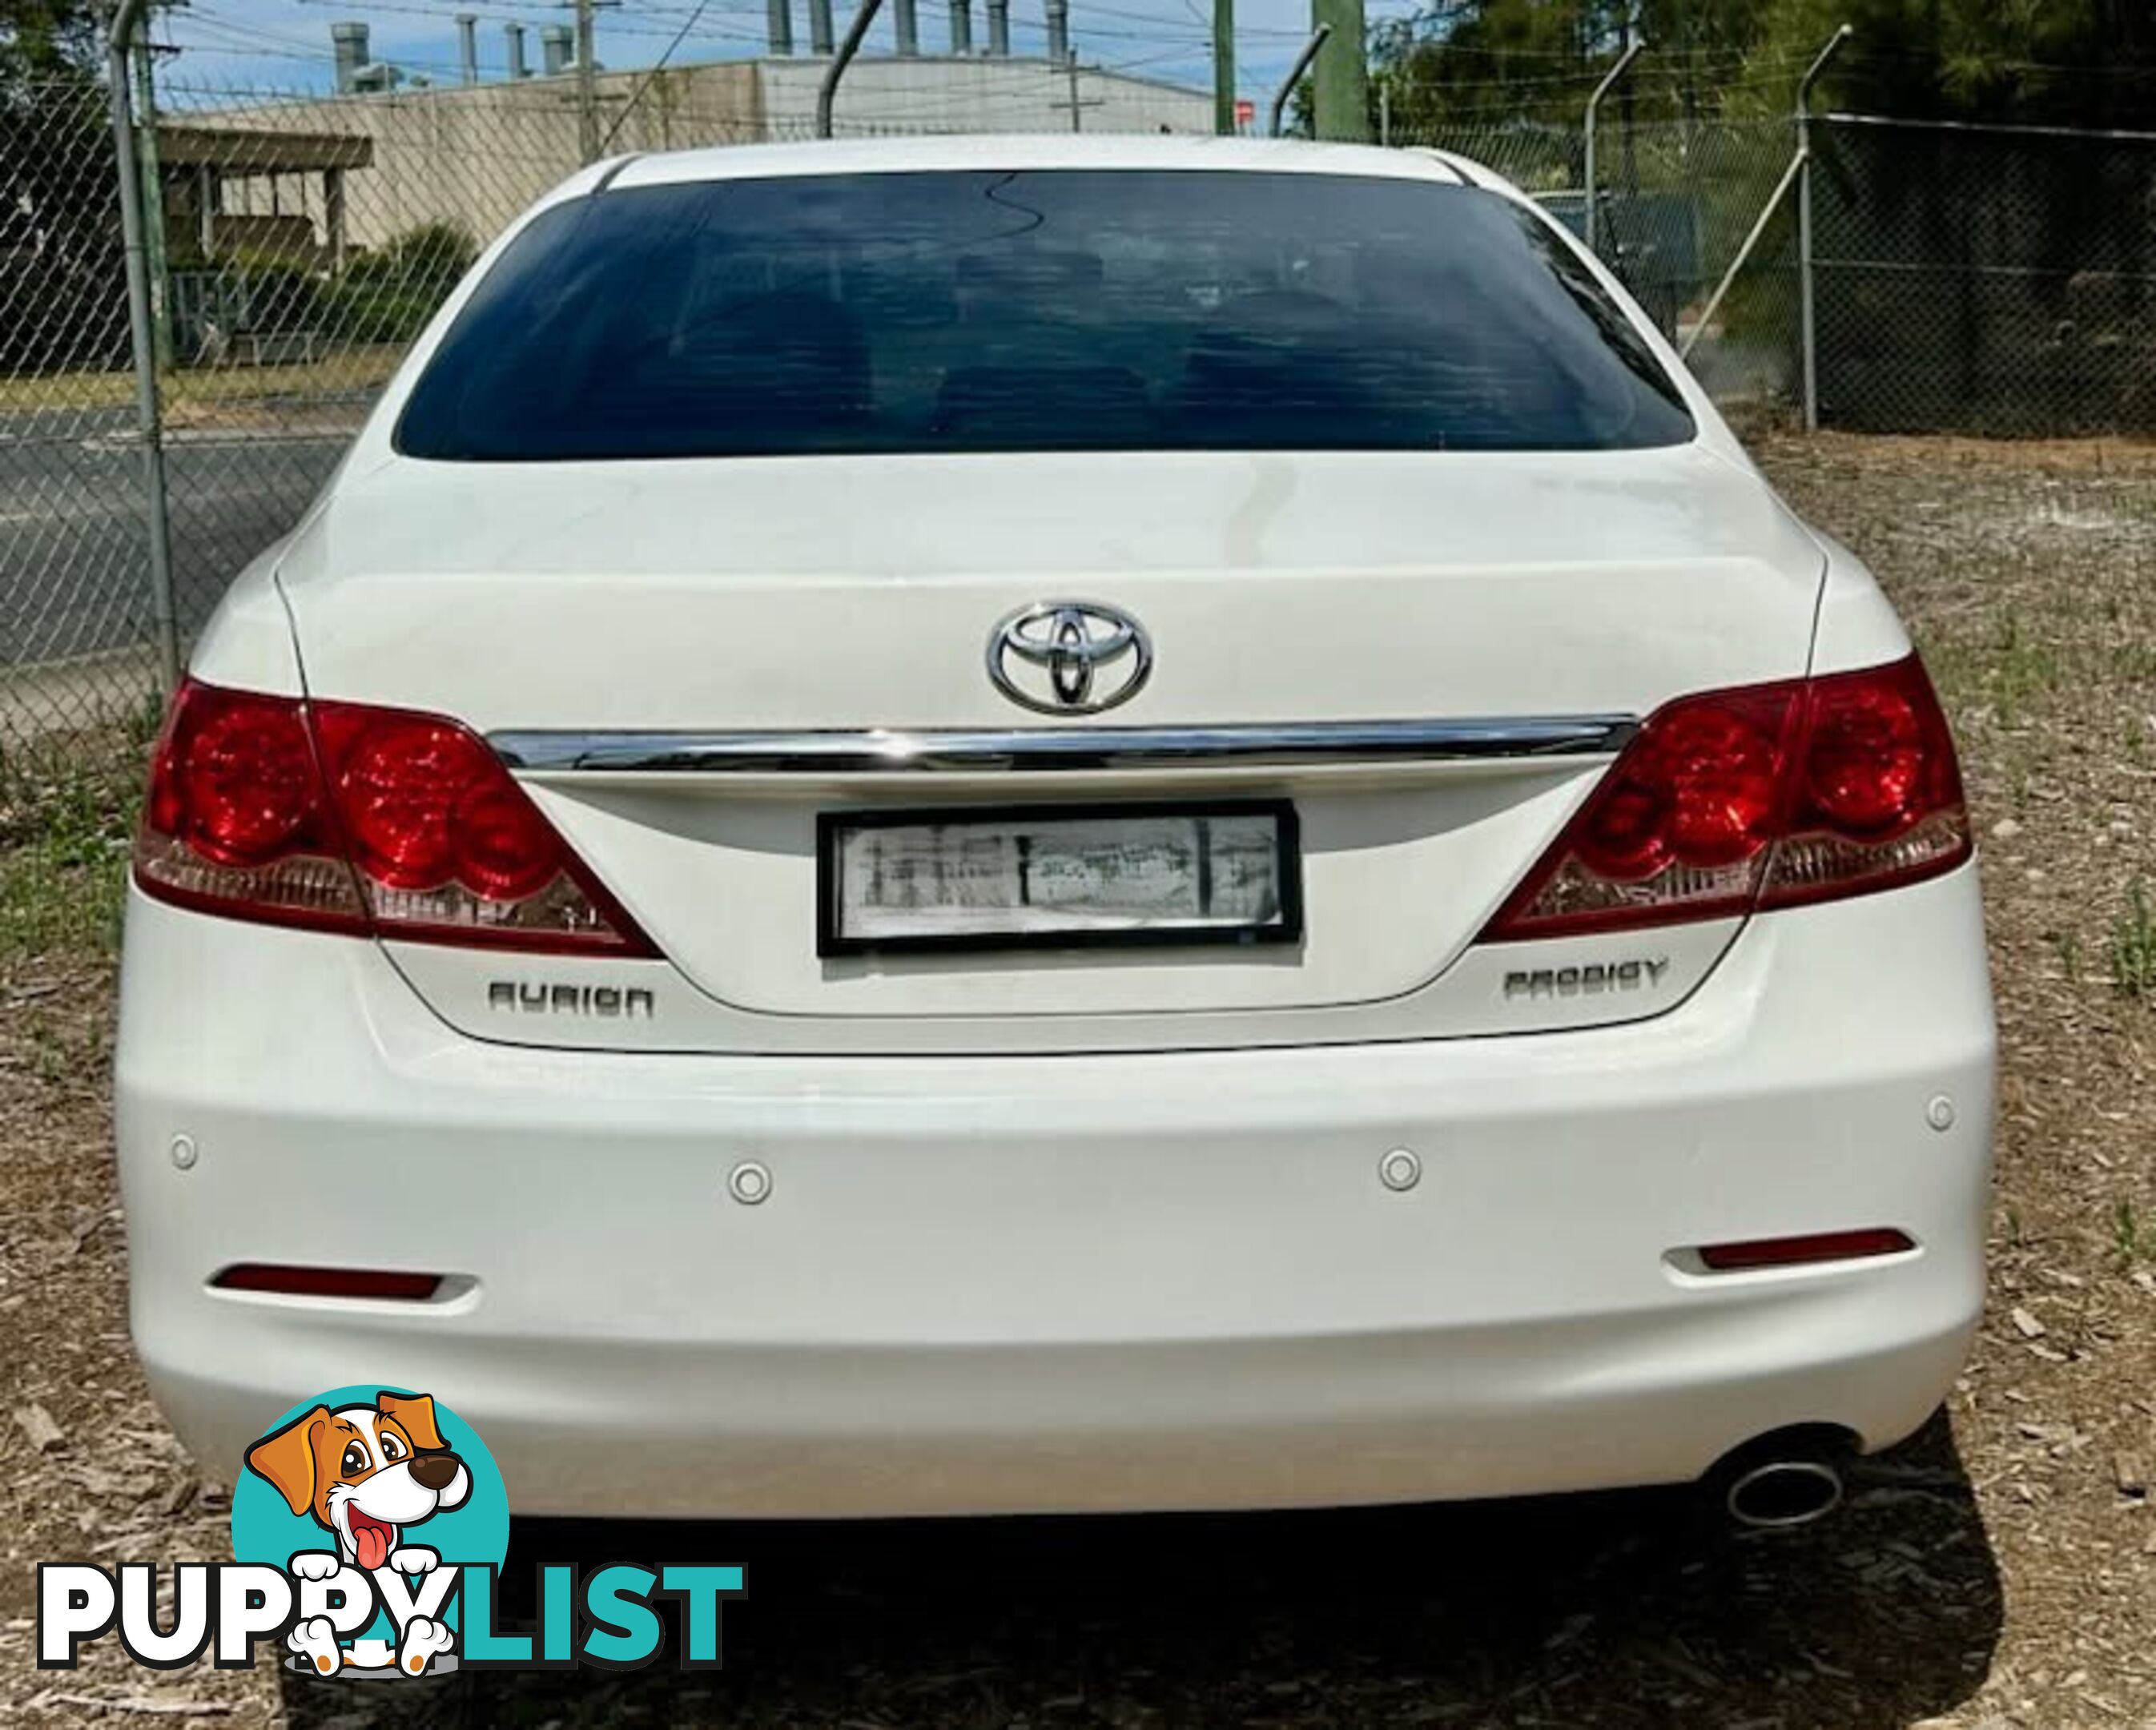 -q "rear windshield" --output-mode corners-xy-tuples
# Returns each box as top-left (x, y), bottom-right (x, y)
(396, 169), (1694, 461)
